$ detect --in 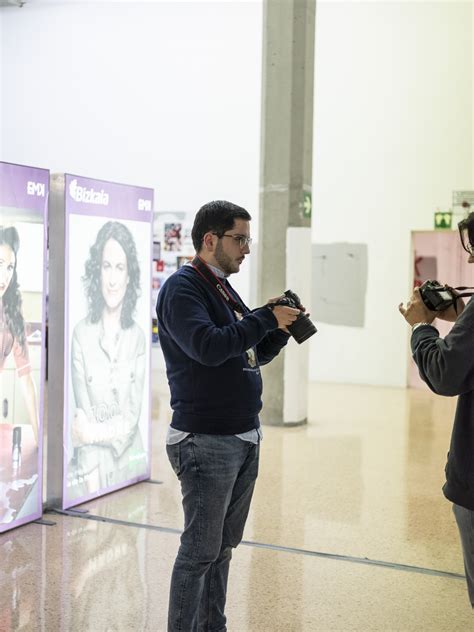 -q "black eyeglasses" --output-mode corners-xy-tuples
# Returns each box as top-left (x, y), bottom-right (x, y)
(213, 233), (252, 249)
